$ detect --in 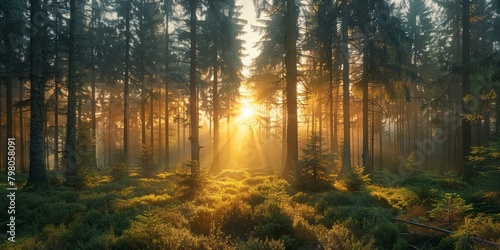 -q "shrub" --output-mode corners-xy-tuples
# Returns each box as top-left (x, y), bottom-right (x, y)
(292, 218), (320, 248)
(454, 214), (500, 249)
(316, 223), (370, 249)
(404, 174), (441, 202)
(234, 237), (285, 250)
(0, 237), (37, 250)
(80, 192), (119, 212)
(369, 221), (406, 249)
(253, 202), (294, 241)
(242, 189), (267, 207)
(216, 170), (250, 181)
(254, 178), (291, 203)
(40, 224), (72, 249)
(119, 208), (197, 250)
(370, 186), (419, 209)
(75, 230), (118, 250)
(292, 192), (310, 204)
(314, 190), (376, 213)
(214, 200), (254, 240)
(190, 206), (215, 235)
(335, 166), (370, 192)
(243, 176), (268, 186)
